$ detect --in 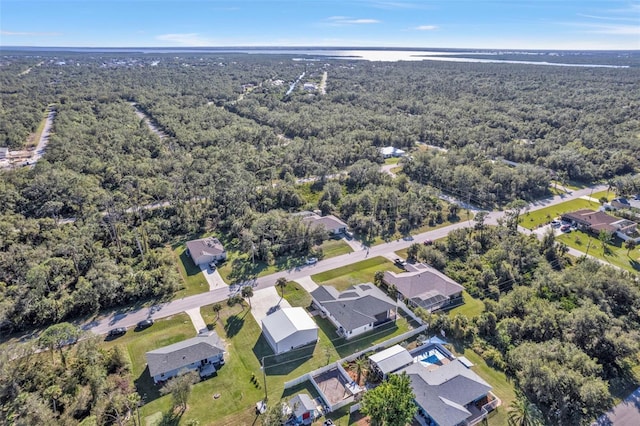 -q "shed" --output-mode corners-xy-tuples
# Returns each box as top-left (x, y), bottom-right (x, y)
(261, 307), (318, 354)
